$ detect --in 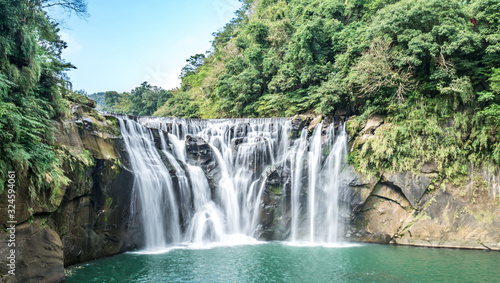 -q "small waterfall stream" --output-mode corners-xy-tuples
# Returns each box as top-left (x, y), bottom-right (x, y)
(118, 116), (349, 249)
